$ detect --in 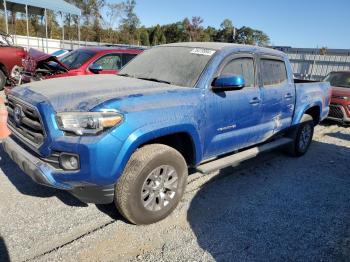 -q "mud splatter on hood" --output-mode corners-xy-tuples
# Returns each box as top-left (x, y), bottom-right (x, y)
(12, 74), (188, 112)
